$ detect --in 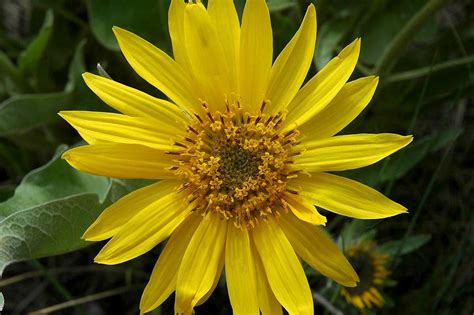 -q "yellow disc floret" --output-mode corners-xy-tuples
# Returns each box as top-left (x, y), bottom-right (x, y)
(168, 100), (301, 228)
